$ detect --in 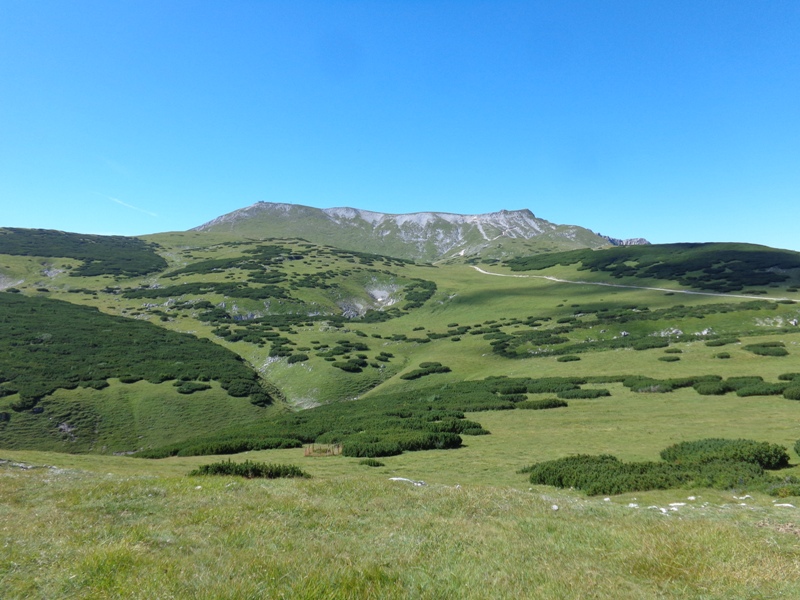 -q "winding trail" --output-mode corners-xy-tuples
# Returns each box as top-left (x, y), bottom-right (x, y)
(470, 266), (792, 302)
